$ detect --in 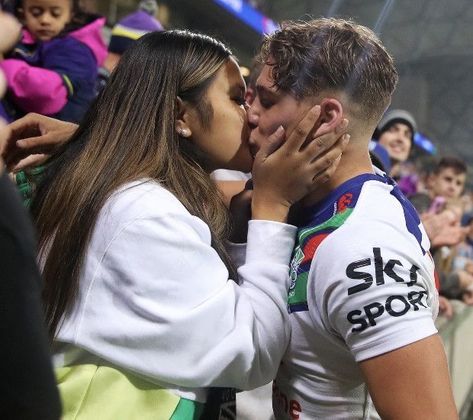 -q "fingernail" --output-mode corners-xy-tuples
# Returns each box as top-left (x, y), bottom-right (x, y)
(16, 140), (25, 147)
(341, 119), (349, 129)
(276, 125), (284, 135)
(343, 134), (350, 144)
